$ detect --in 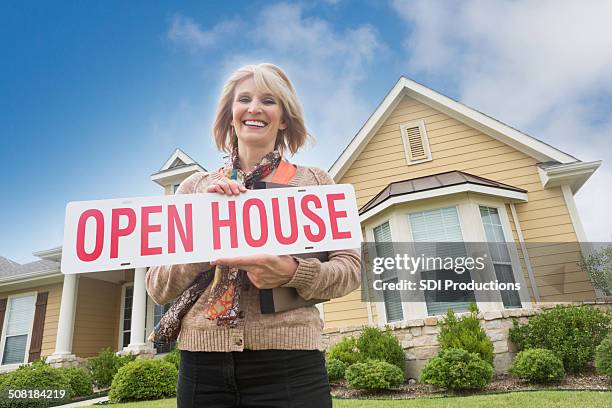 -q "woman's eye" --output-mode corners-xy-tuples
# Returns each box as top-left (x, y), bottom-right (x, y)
(263, 99), (276, 105)
(238, 97), (251, 103)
